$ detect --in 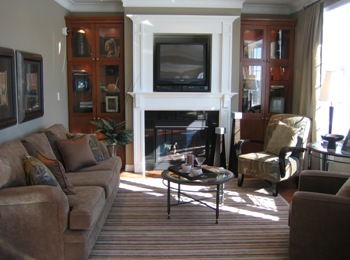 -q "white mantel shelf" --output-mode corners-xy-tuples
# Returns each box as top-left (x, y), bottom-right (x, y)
(128, 14), (239, 175)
